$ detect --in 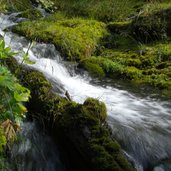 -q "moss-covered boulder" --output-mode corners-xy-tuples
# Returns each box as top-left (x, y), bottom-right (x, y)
(12, 14), (107, 60)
